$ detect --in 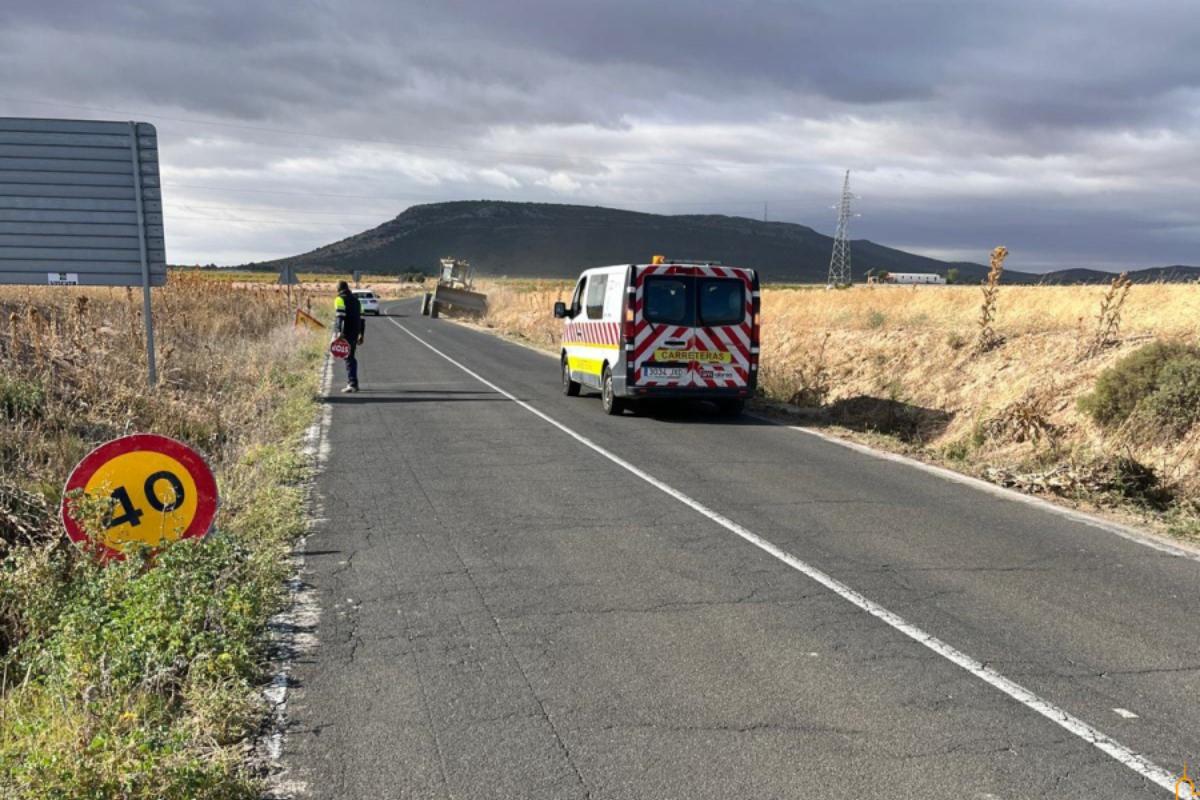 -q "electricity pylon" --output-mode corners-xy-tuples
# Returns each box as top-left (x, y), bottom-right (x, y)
(827, 170), (857, 287)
